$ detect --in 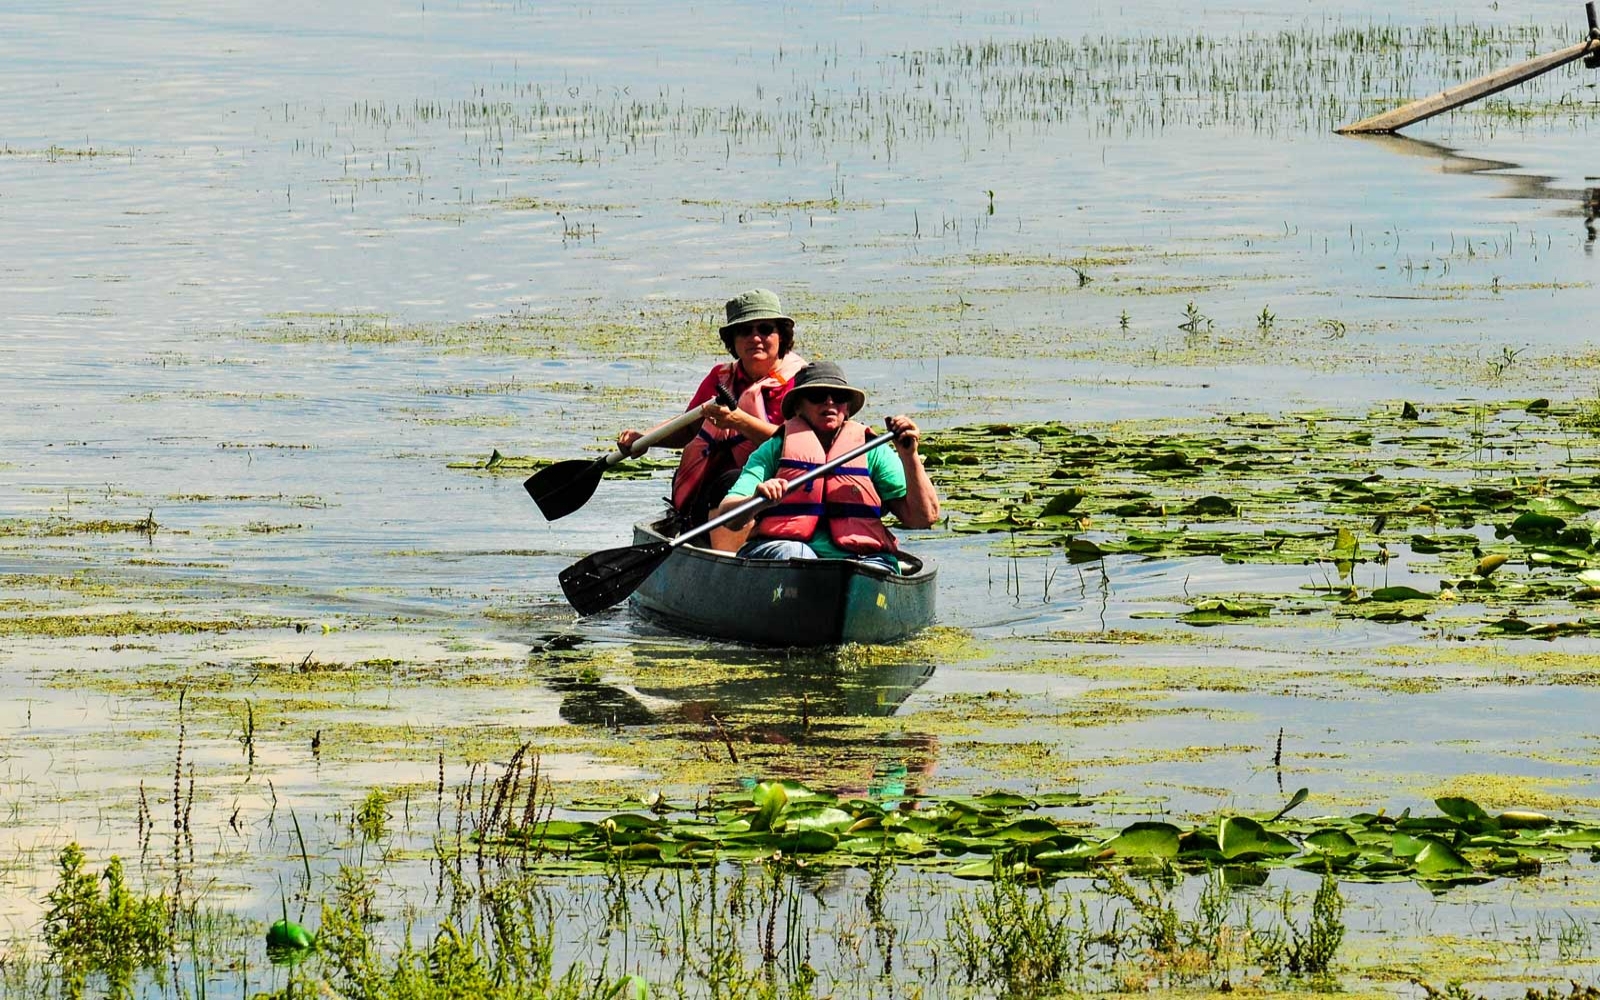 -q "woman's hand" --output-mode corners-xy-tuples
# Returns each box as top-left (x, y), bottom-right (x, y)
(886, 415), (921, 455)
(755, 478), (786, 501)
(715, 479), (785, 529)
(616, 429), (644, 452)
(884, 414), (940, 528)
(703, 402), (740, 430)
